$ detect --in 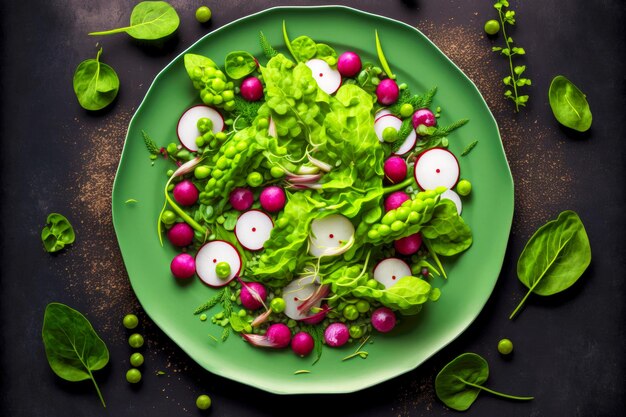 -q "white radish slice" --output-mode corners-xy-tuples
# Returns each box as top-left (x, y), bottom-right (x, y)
(414, 148), (460, 190)
(283, 275), (322, 320)
(374, 114), (402, 143)
(305, 59), (342, 95)
(195, 240), (241, 287)
(309, 214), (355, 257)
(375, 109), (392, 122)
(373, 258), (412, 289)
(268, 117), (276, 138)
(177, 105), (224, 152)
(393, 130), (417, 156)
(234, 210), (274, 251)
(441, 189), (463, 215)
